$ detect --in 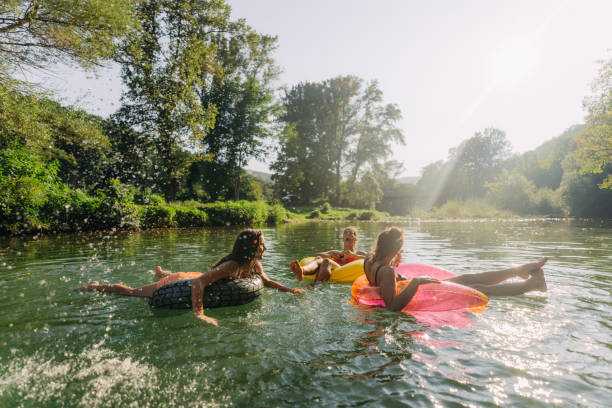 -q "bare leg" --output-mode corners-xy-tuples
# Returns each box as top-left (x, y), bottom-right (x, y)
(75, 281), (159, 297)
(467, 268), (547, 296)
(446, 257), (548, 286)
(312, 258), (332, 286)
(290, 257), (325, 281)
